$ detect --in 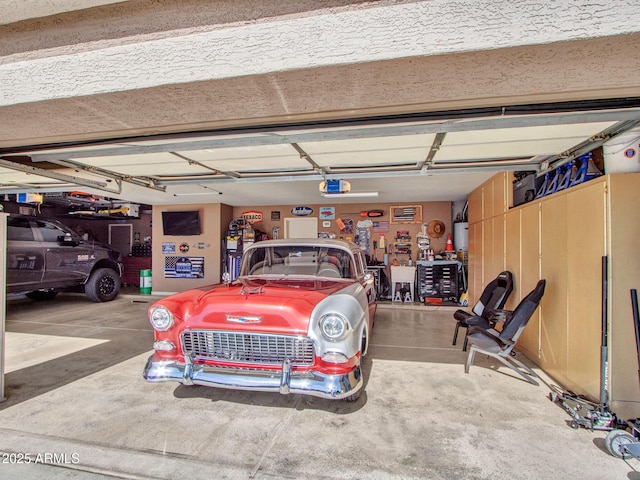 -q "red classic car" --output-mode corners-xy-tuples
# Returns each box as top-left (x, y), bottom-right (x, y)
(143, 239), (377, 401)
